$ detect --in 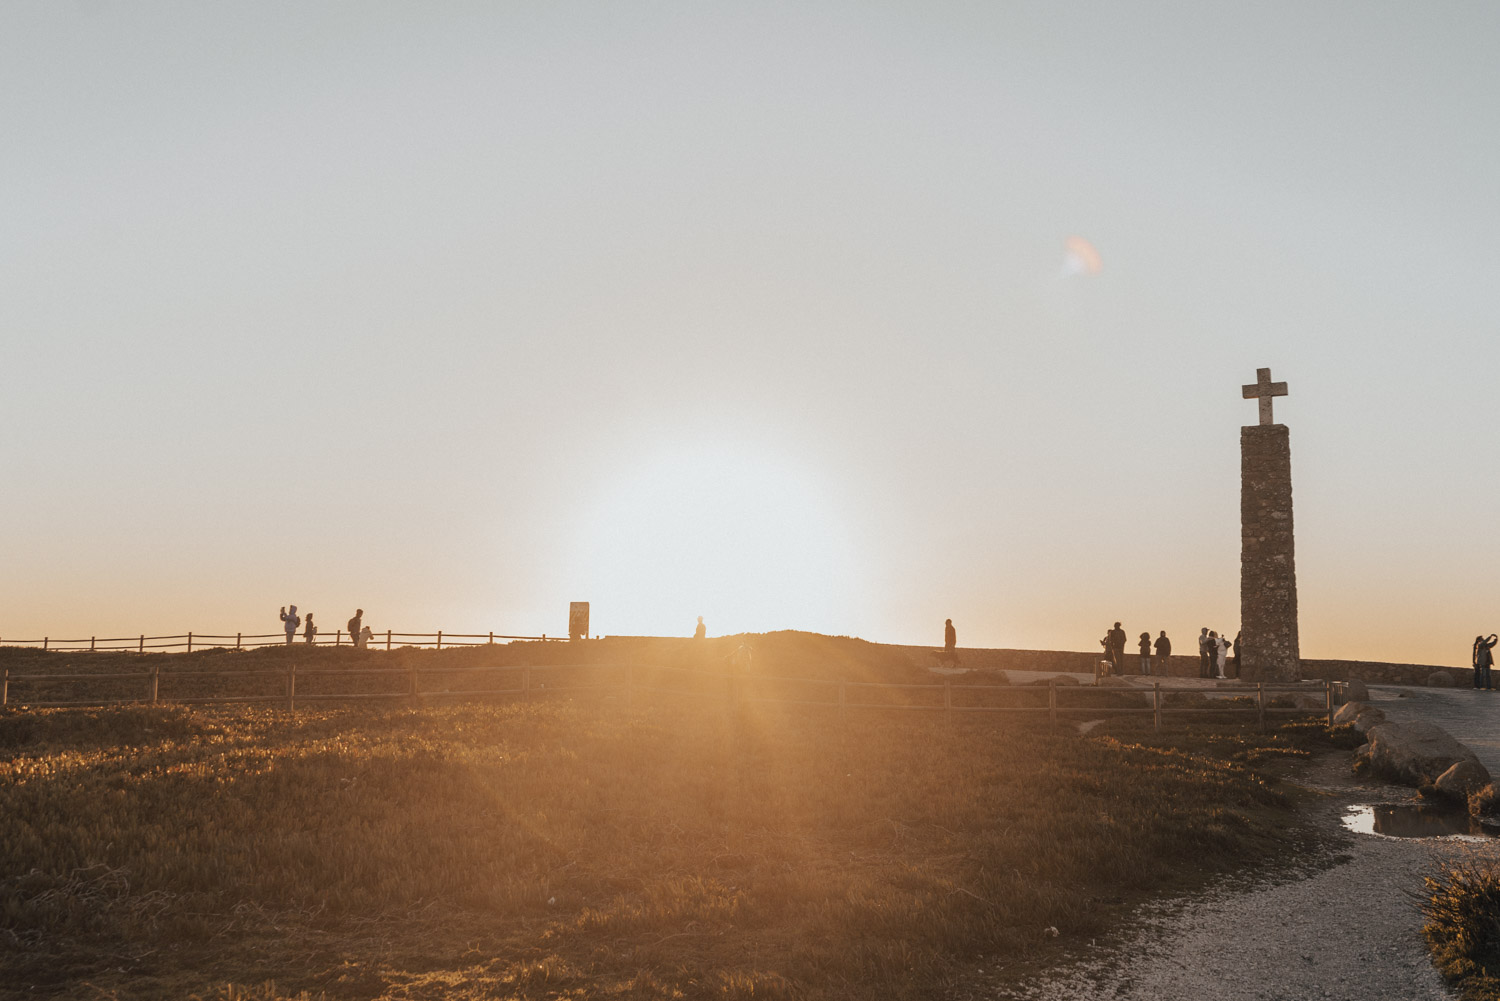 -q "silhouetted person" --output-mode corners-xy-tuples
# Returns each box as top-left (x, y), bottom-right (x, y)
(1137, 632), (1151, 675)
(694, 616), (706, 640)
(1230, 631), (1242, 678)
(1154, 631), (1171, 677)
(1198, 627), (1211, 679)
(1210, 630), (1228, 679)
(348, 609), (363, 648)
(1107, 622), (1126, 675)
(280, 605), (300, 646)
(1474, 634), (1497, 690)
(942, 618), (959, 666)
(303, 613), (317, 644)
